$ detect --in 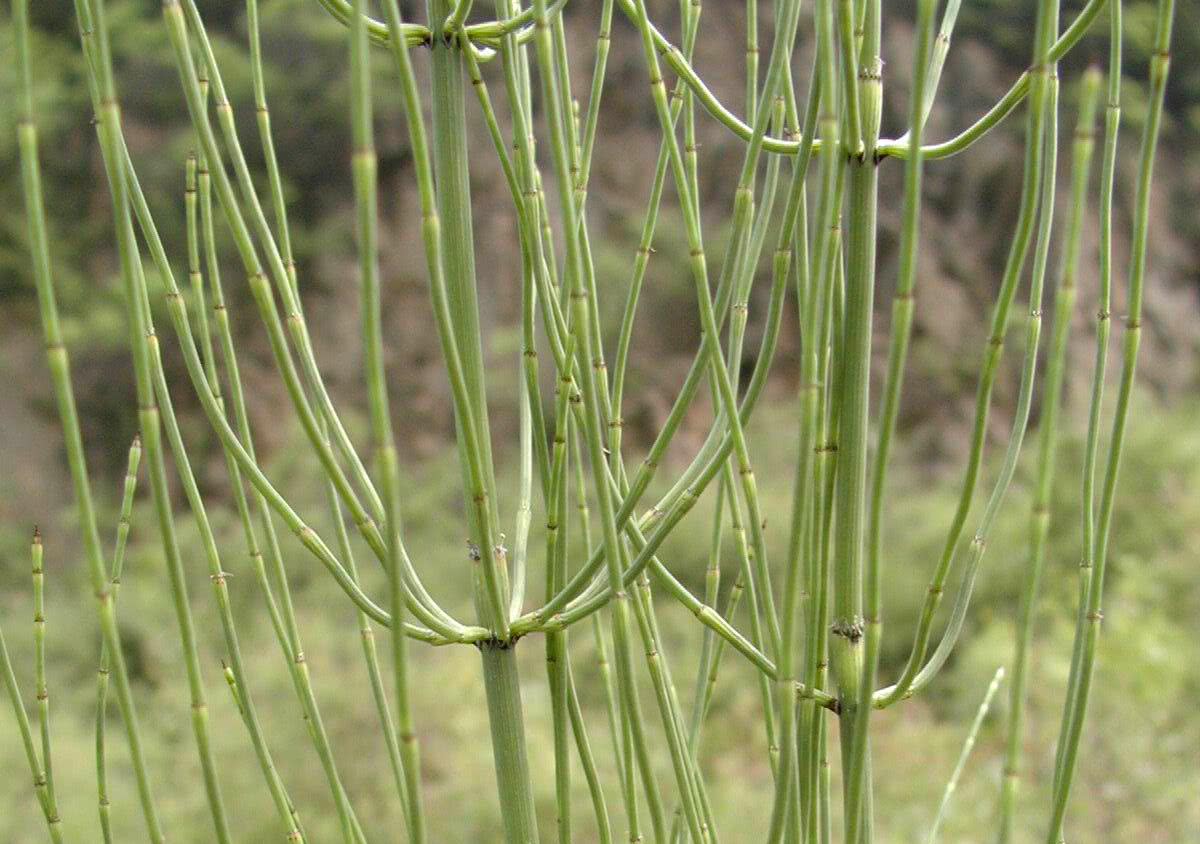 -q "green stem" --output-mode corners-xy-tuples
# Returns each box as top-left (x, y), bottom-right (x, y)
(928, 668), (1005, 843)
(30, 531), (55, 812)
(834, 154), (879, 844)
(480, 643), (541, 843)
(96, 437), (141, 844)
(1046, 0), (1173, 837)
(878, 0), (1059, 708)
(1052, 0), (1122, 804)
(76, 0), (237, 836)
(427, 1), (511, 640)
(17, 0), (164, 832)
(0, 614), (63, 842)
(425, 2), (539, 839)
(998, 67), (1100, 843)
